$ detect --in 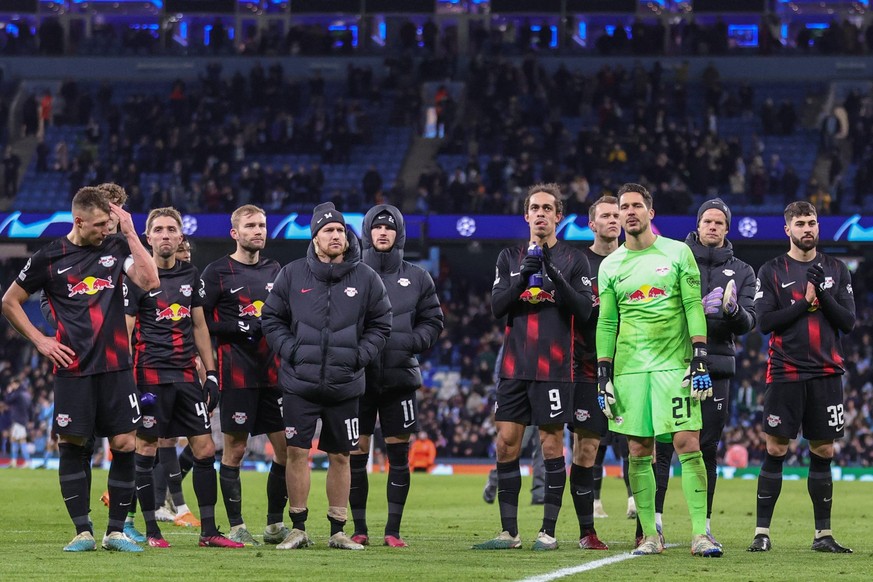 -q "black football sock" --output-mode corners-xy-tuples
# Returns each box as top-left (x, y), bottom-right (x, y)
(193, 456), (219, 536)
(178, 444), (194, 479)
(701, 441), (719, 519)
(219, 463), (244, 527)
(592, 444), (606, 500)
(266, 461), (288, 526)
(59, 443), (92, 534)
(541, 456), (566, 537)
(570, 463), (594, 537)
(349, 454), (370, 535)
(82, 436), (96, 496)
(385, 442), (411, 537)
(328, 514), (346, 536)
(106, 450), (135, 535)
(496, 459), (521, 537)
(152, 458), (167, 509)
(158, 446), (185, 508)
(135, 453), (160, 537)
(289, 508), (308, 531)
(755, 452), (785, 530)
(654, 442), (674, 515)
(808, 453), (833, 535)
